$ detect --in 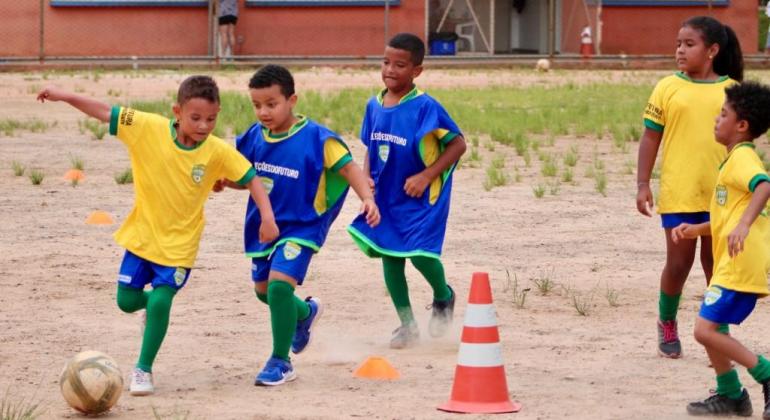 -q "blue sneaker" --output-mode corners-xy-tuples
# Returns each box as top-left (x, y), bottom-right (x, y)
(254, 356), (296, 386)
(291, 297), (323, 354)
